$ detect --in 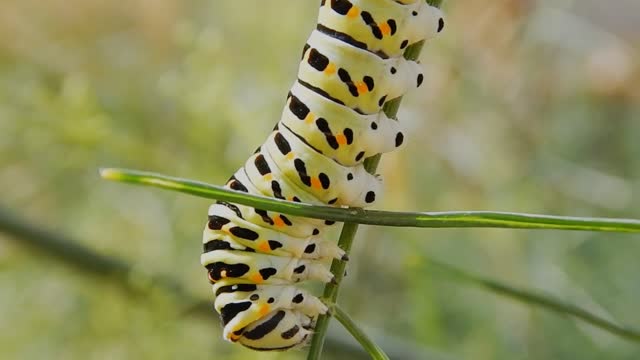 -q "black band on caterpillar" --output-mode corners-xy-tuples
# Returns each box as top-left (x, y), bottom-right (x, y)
(202, 0), (444, 351)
